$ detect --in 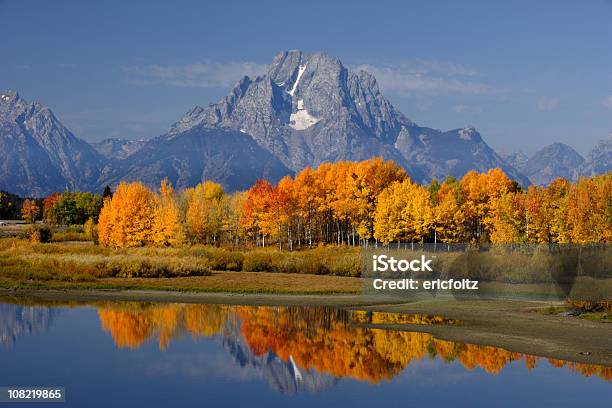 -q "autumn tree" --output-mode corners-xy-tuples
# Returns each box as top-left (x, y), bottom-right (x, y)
(152, 178), (186, 247)
(259, 176), (296, 250)
(97, 181), (156, 247)
(328, 161), (359, 245)
(489, 191), (525, 244)
(374, 181), (408, 245)
(224, 192), (248, 245)
(21, 199), (40, 223)
(348, 158), (407, 245)
(434, 178), (466, 244)
(84, 162), (611, 248)
(460, 169), (514, 242)
(242, 179), (274, 246)
(185, 181), (226, 244)
(564, 174), (611, 243)
(292, 167), (320, 247)
(42, 192), (61, 224)
(406, 183), (435, 245)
